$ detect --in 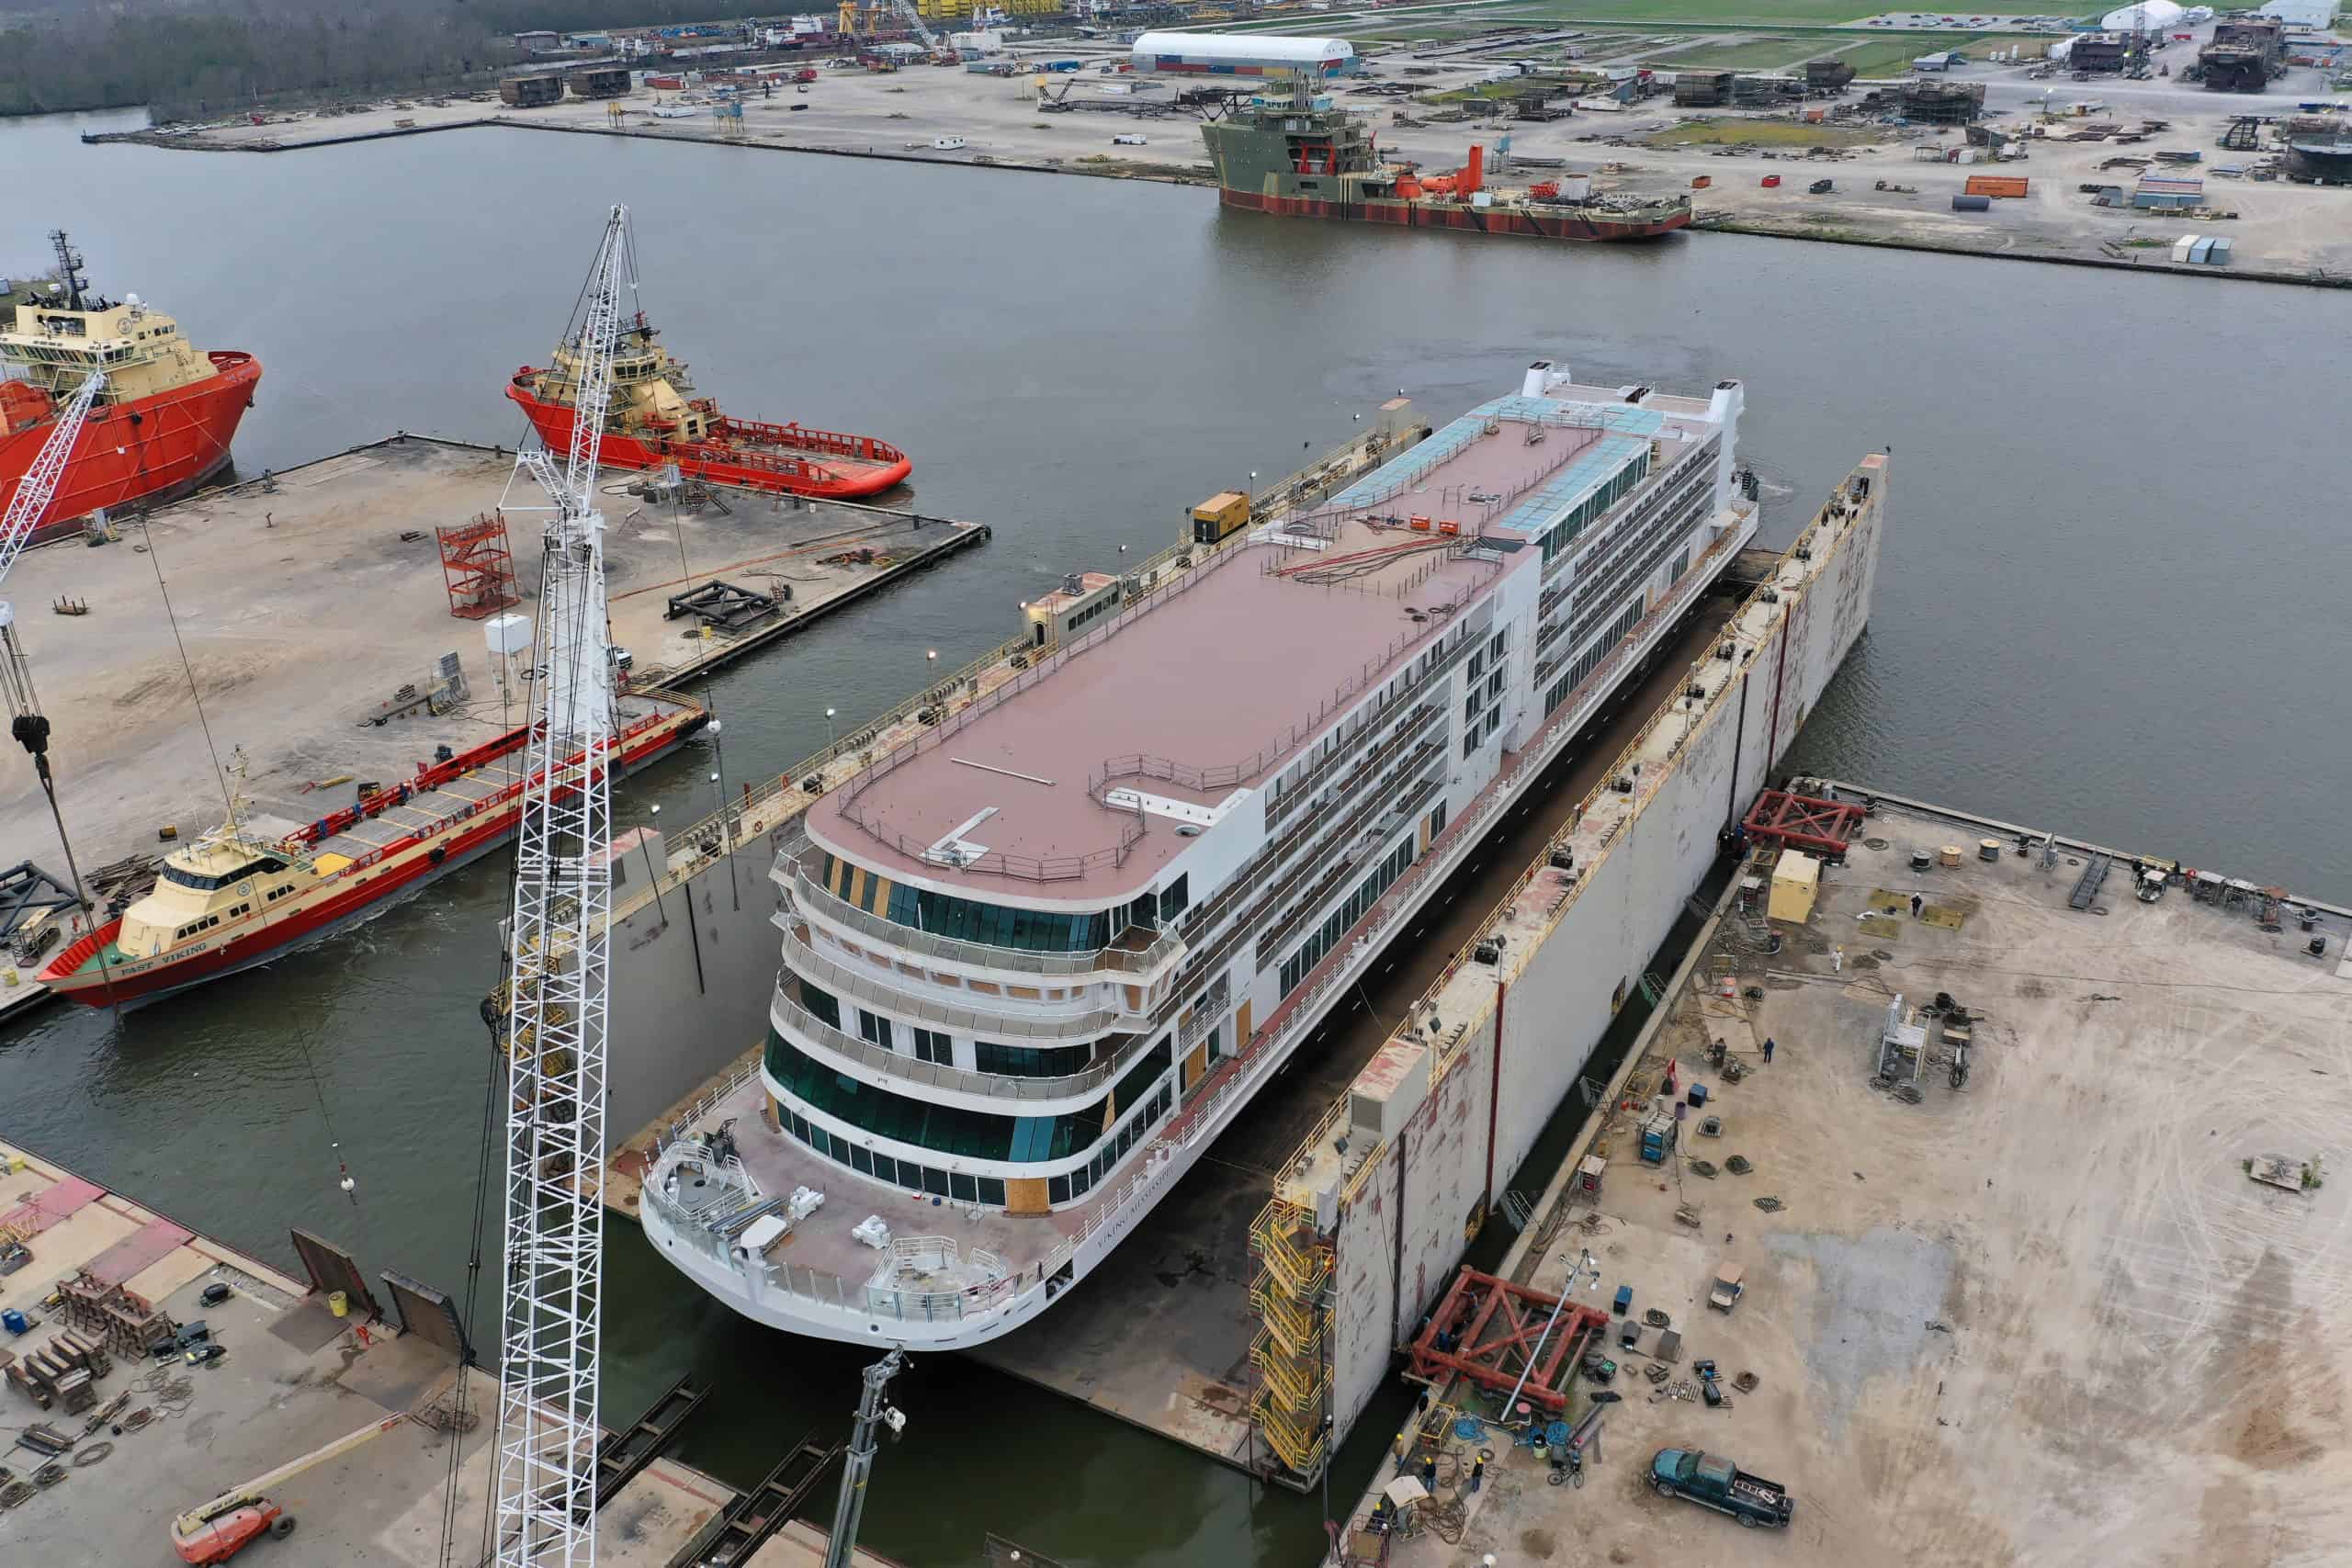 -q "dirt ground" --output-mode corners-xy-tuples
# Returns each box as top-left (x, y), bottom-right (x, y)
(122, 42), (2352, 283)
(0, 437), (947, 876)
(1360, 803), (2352, 1567)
